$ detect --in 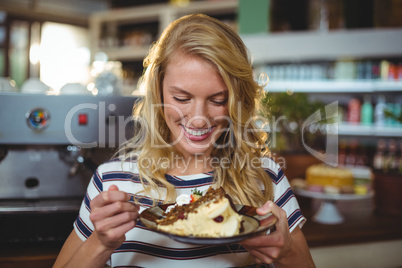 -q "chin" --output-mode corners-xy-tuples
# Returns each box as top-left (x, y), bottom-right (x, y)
(178, 141), (213, 157)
